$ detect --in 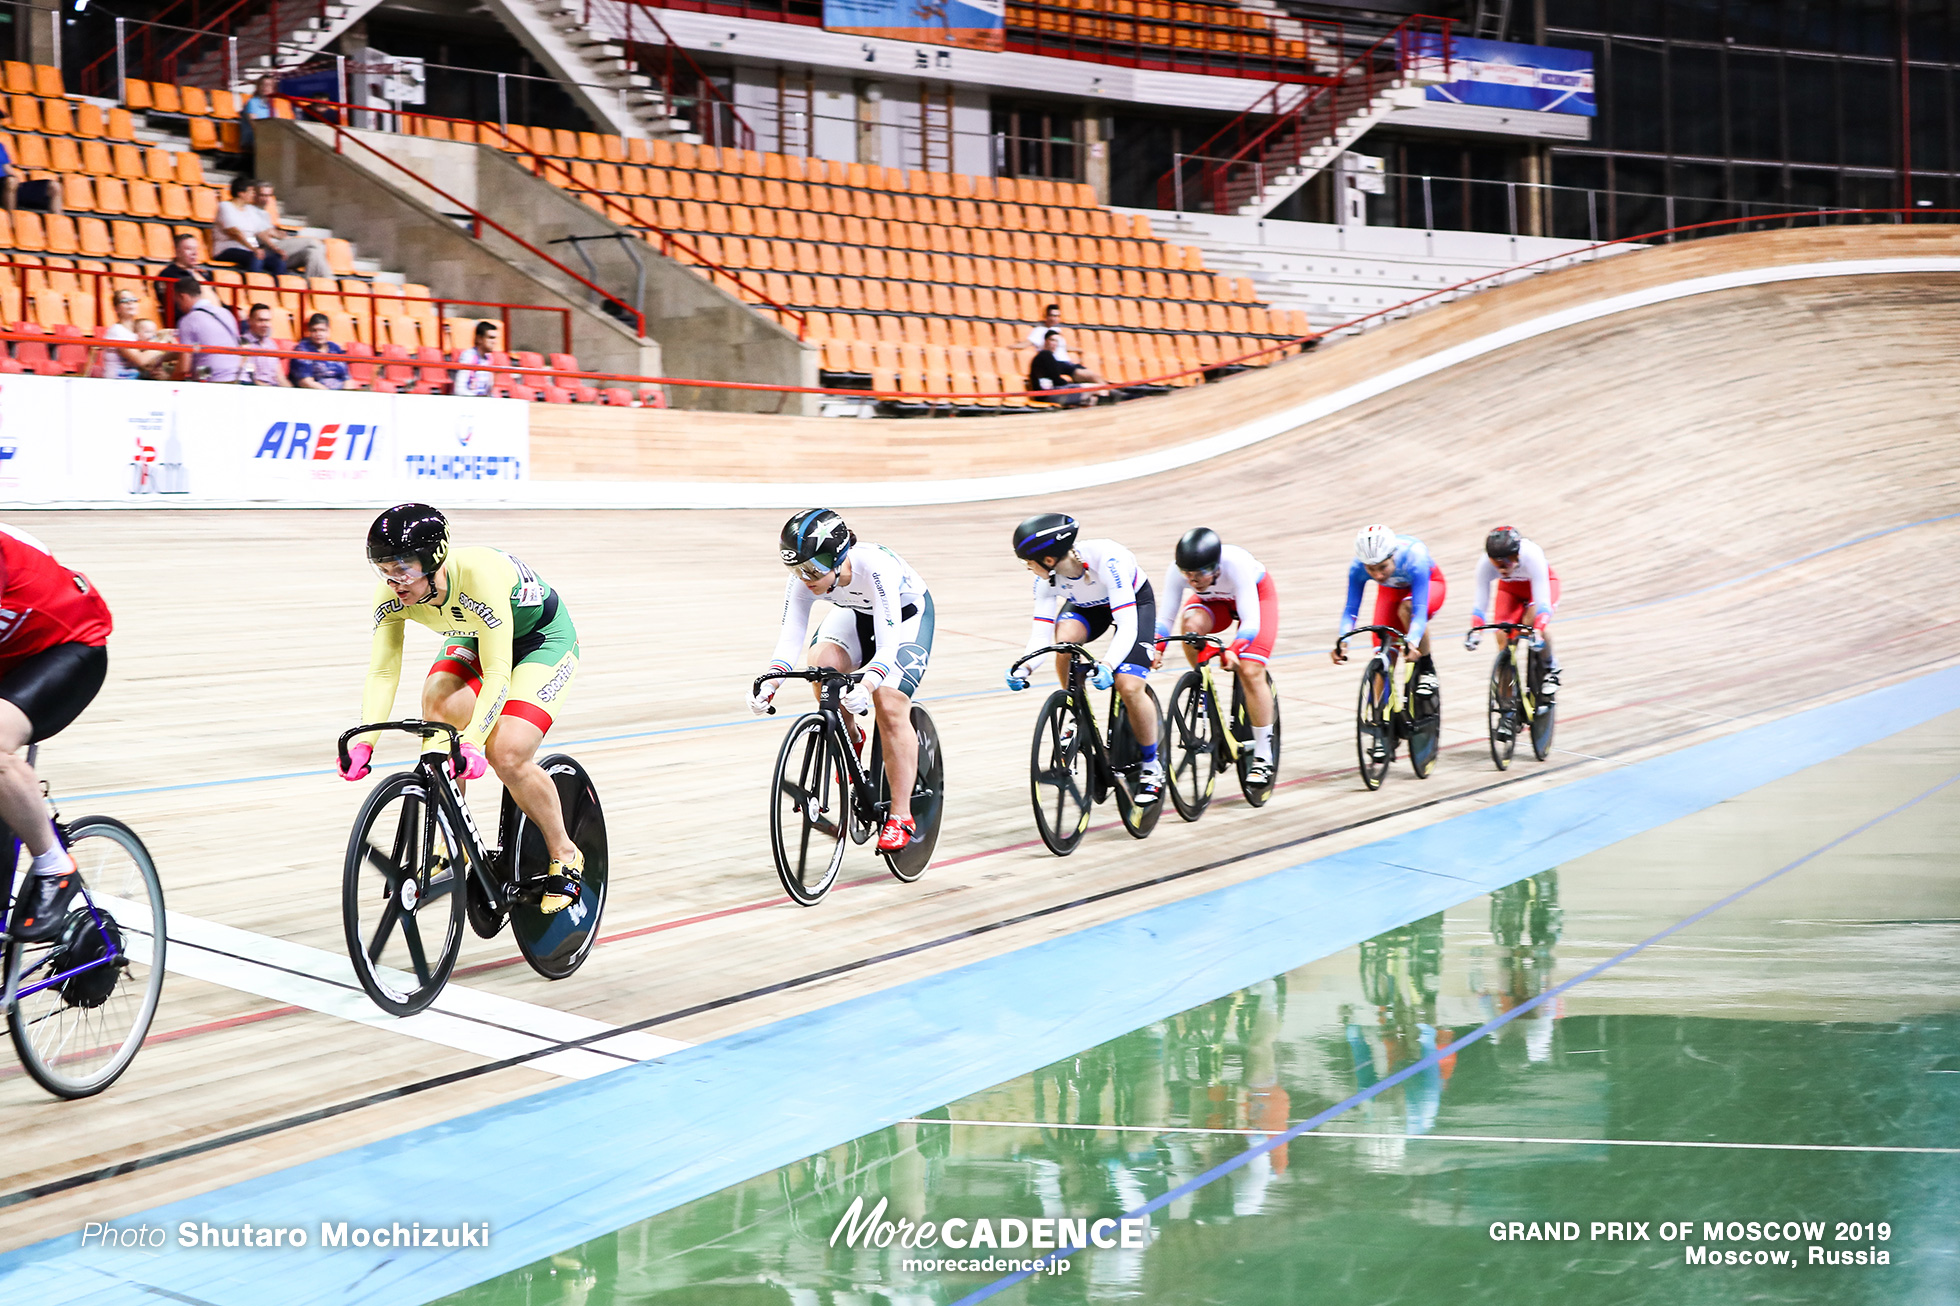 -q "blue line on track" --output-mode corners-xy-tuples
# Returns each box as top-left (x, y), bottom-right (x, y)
(7, 663), (1957, 1305)
(952, 767), (1960, 1303)
(62, 513), (1954, 804)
